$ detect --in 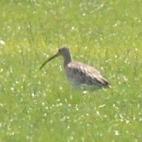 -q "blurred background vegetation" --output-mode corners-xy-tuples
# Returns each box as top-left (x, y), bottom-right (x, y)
(0, 0), (142, 142)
